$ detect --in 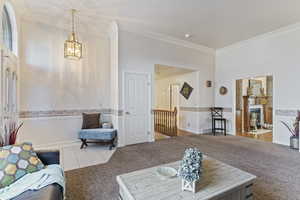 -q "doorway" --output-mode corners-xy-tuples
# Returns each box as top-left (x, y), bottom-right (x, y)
(154, 64), (195, 140)
(235, 76), (273, 142)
